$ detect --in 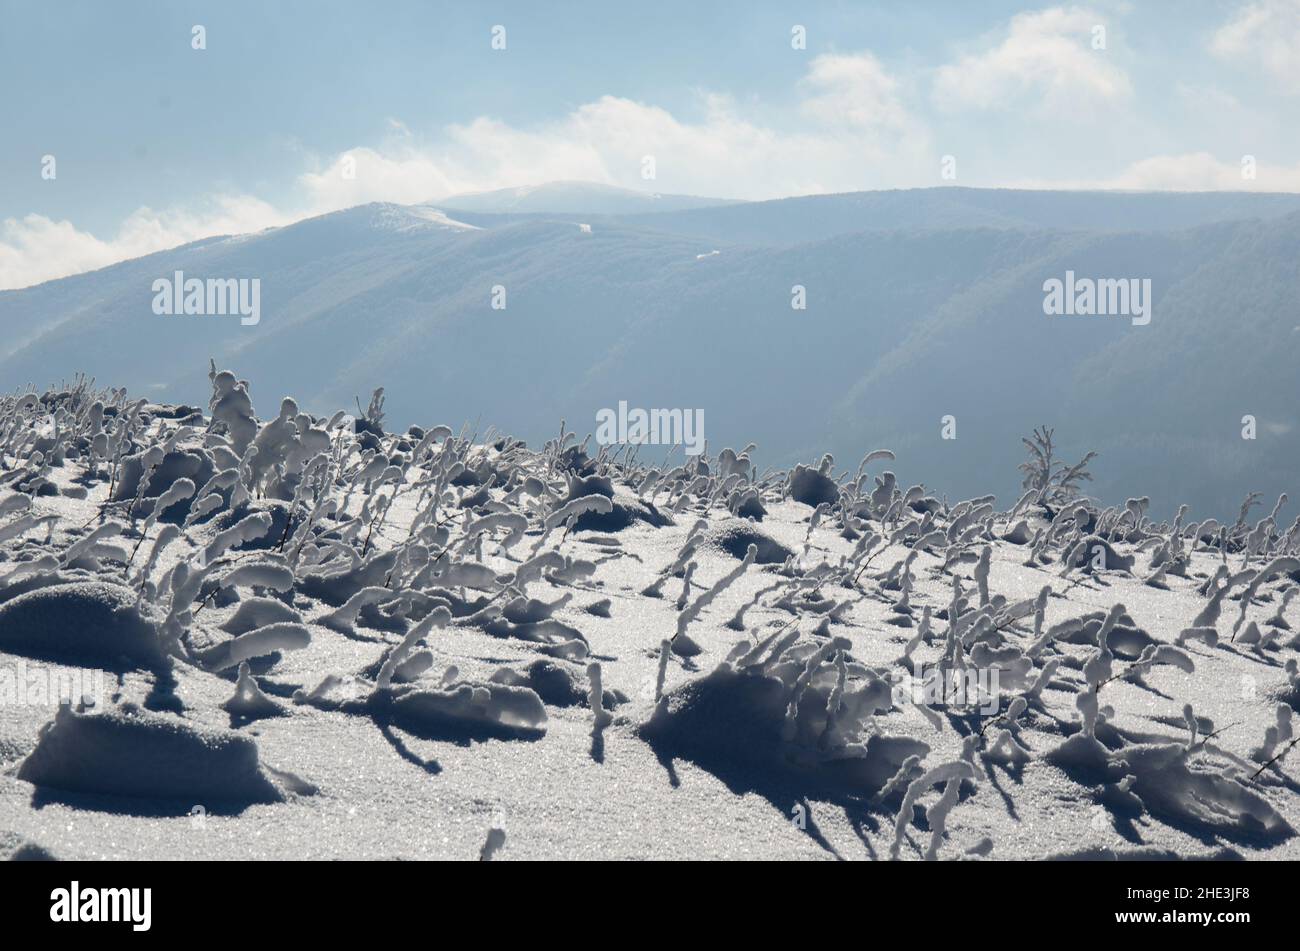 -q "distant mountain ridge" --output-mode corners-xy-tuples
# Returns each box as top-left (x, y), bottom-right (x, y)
(3, 187), (1298, 518)
(435, 180), (742, 215)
